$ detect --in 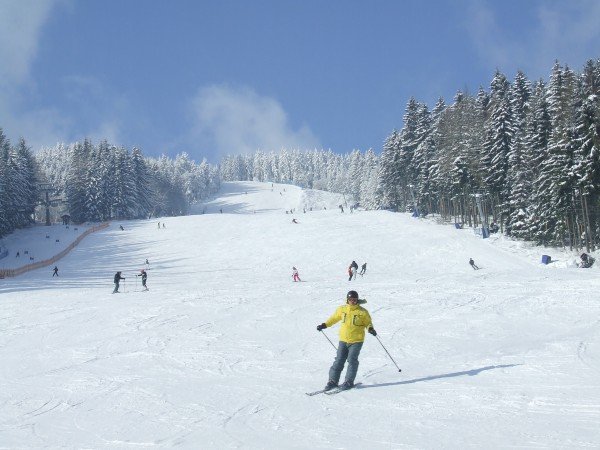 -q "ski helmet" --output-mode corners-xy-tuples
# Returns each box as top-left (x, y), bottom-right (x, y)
(347, 290), (359, 299)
